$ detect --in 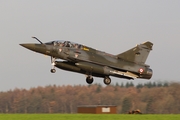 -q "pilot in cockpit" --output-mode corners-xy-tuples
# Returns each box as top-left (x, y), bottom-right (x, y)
(64, 41), (72, 47)
(74, 44), (78, 48)
(59, 42), (64, 47)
